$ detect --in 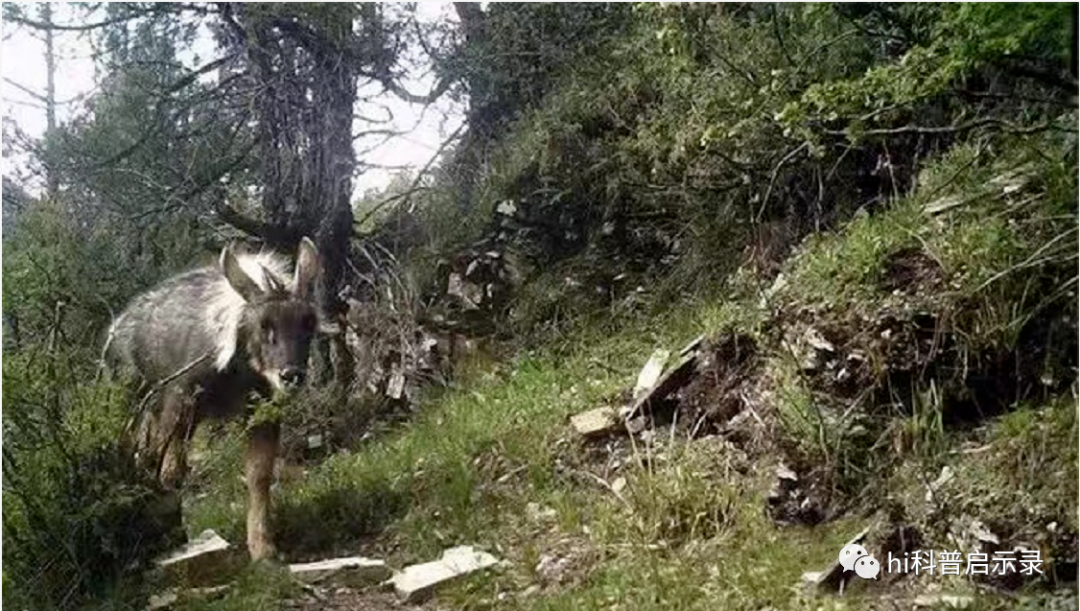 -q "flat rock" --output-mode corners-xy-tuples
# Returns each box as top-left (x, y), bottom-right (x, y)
(392, 545), (499, 603)
(634, 348), (671, 397)
(289, 556), (392, 588)
(570, 406), (618, 437)
(154, 529), (242, 587)
(624, 351), (699, 419)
